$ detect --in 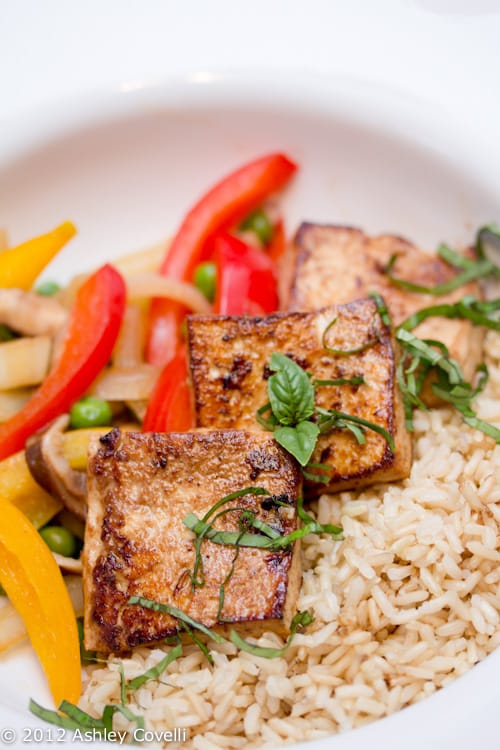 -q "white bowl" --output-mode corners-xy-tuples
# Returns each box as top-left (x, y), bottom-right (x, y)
(0, 73), (498, 749)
